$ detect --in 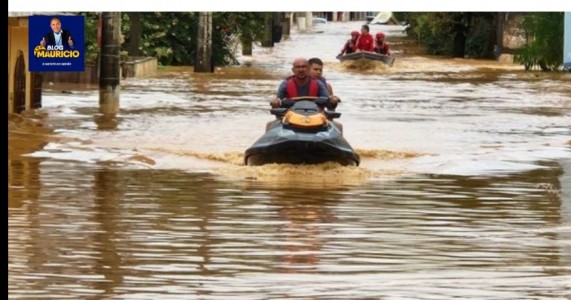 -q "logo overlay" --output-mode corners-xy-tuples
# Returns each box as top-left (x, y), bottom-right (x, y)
(29, 15), (85, 72)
